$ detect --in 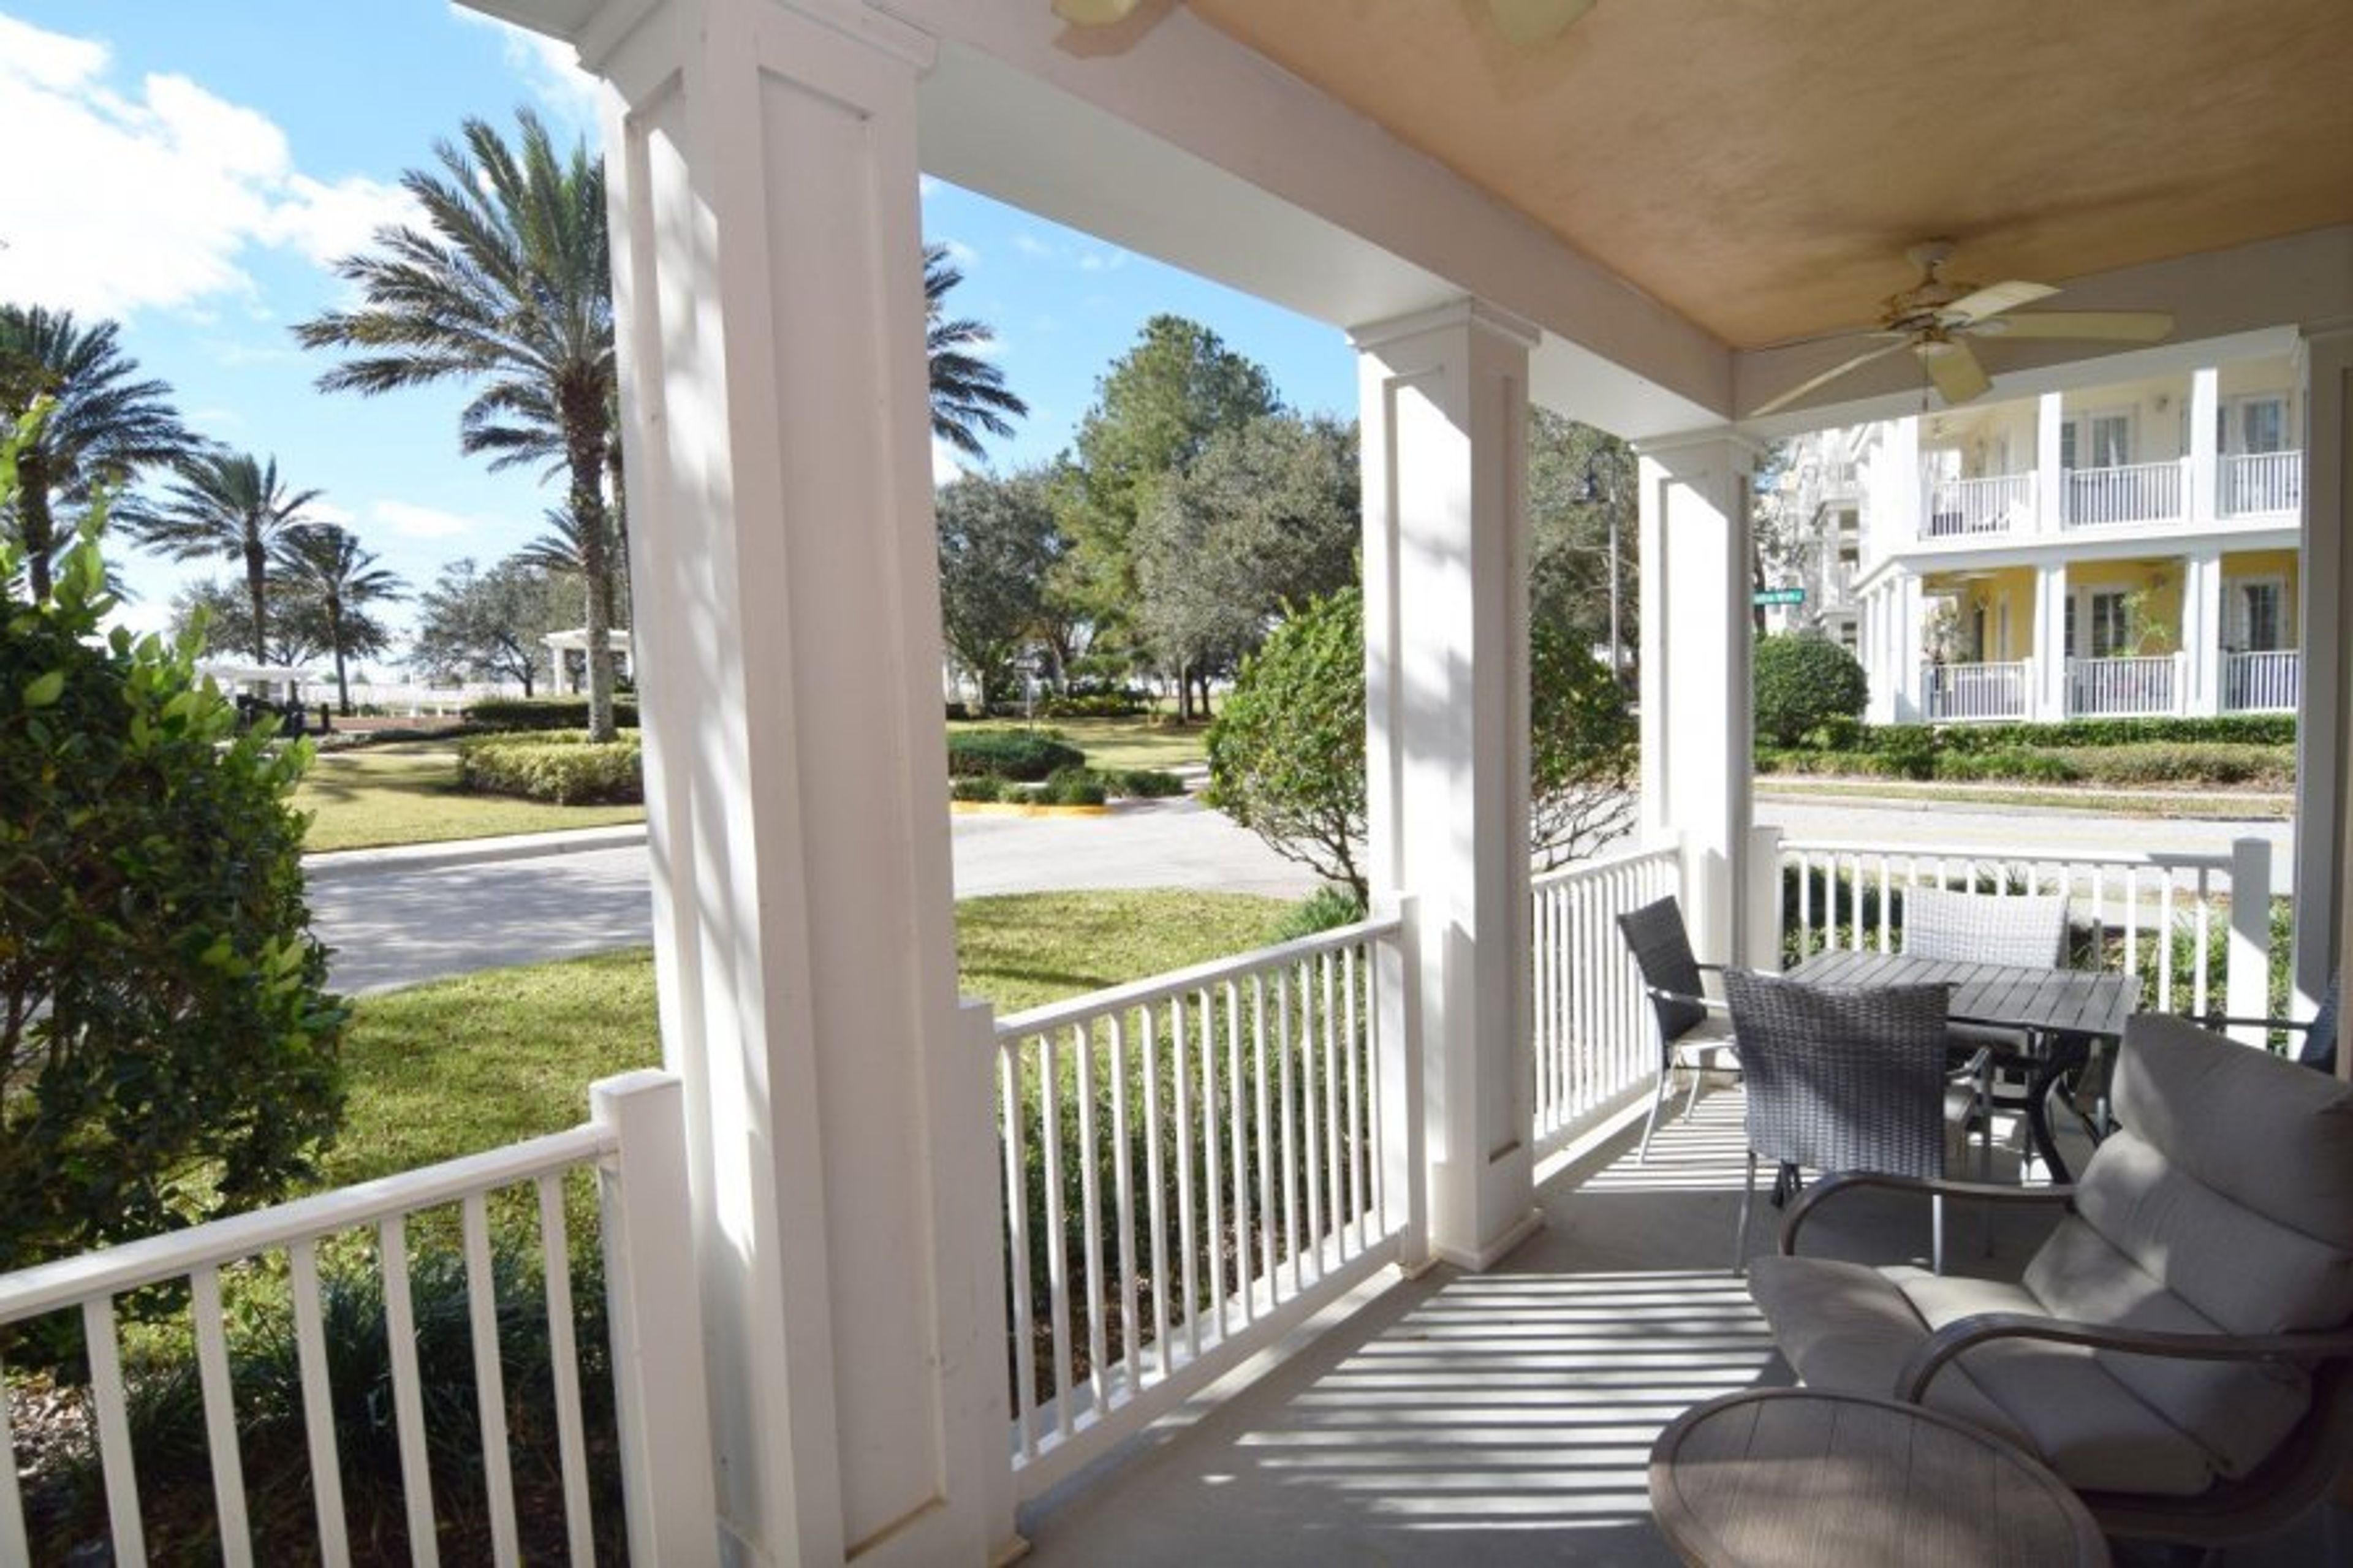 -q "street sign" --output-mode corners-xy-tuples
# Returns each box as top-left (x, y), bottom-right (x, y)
(1752, 587), (1806, 607)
